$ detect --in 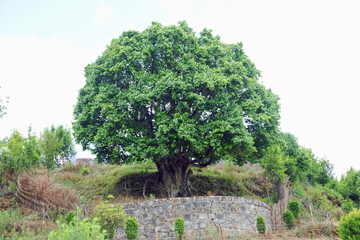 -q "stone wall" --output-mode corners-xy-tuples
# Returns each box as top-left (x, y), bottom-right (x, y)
(117, 196), (273, 239)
